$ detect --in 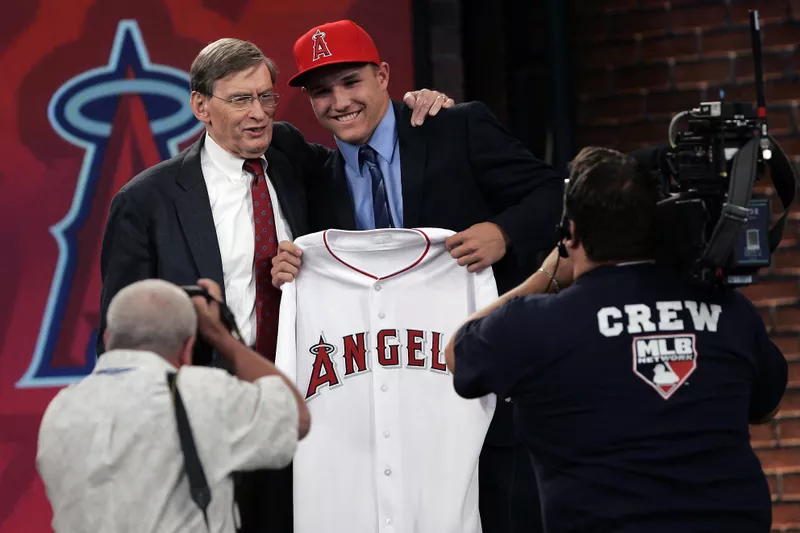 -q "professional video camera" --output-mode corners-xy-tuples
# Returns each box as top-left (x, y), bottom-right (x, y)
(641, 10), (796, 287)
